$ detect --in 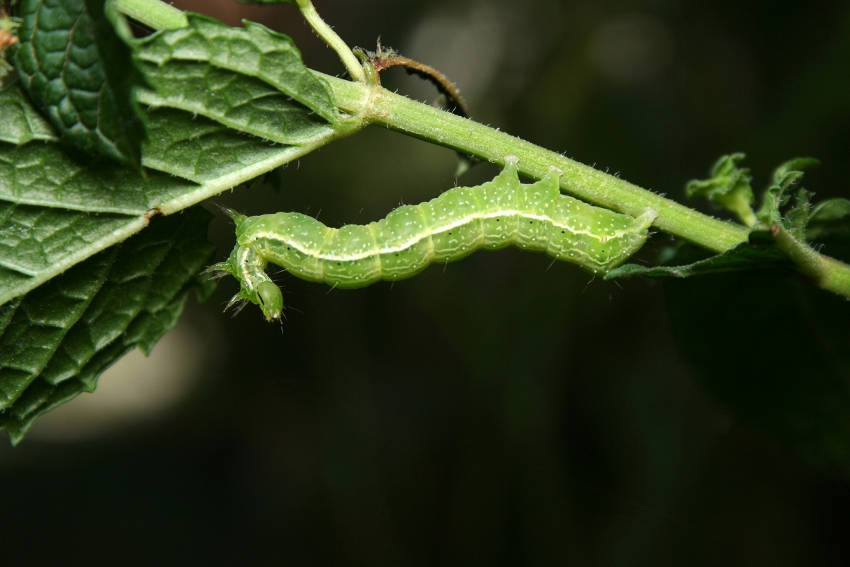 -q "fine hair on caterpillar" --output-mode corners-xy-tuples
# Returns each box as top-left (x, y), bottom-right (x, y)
(212, 158), (657, 322)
